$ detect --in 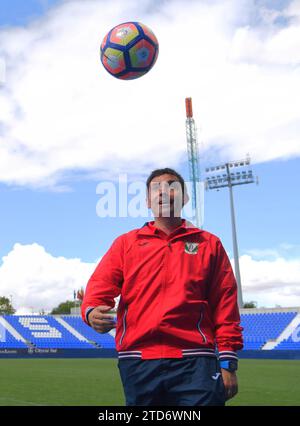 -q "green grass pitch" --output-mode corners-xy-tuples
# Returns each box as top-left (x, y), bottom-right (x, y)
(0, 358), (299, 406)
